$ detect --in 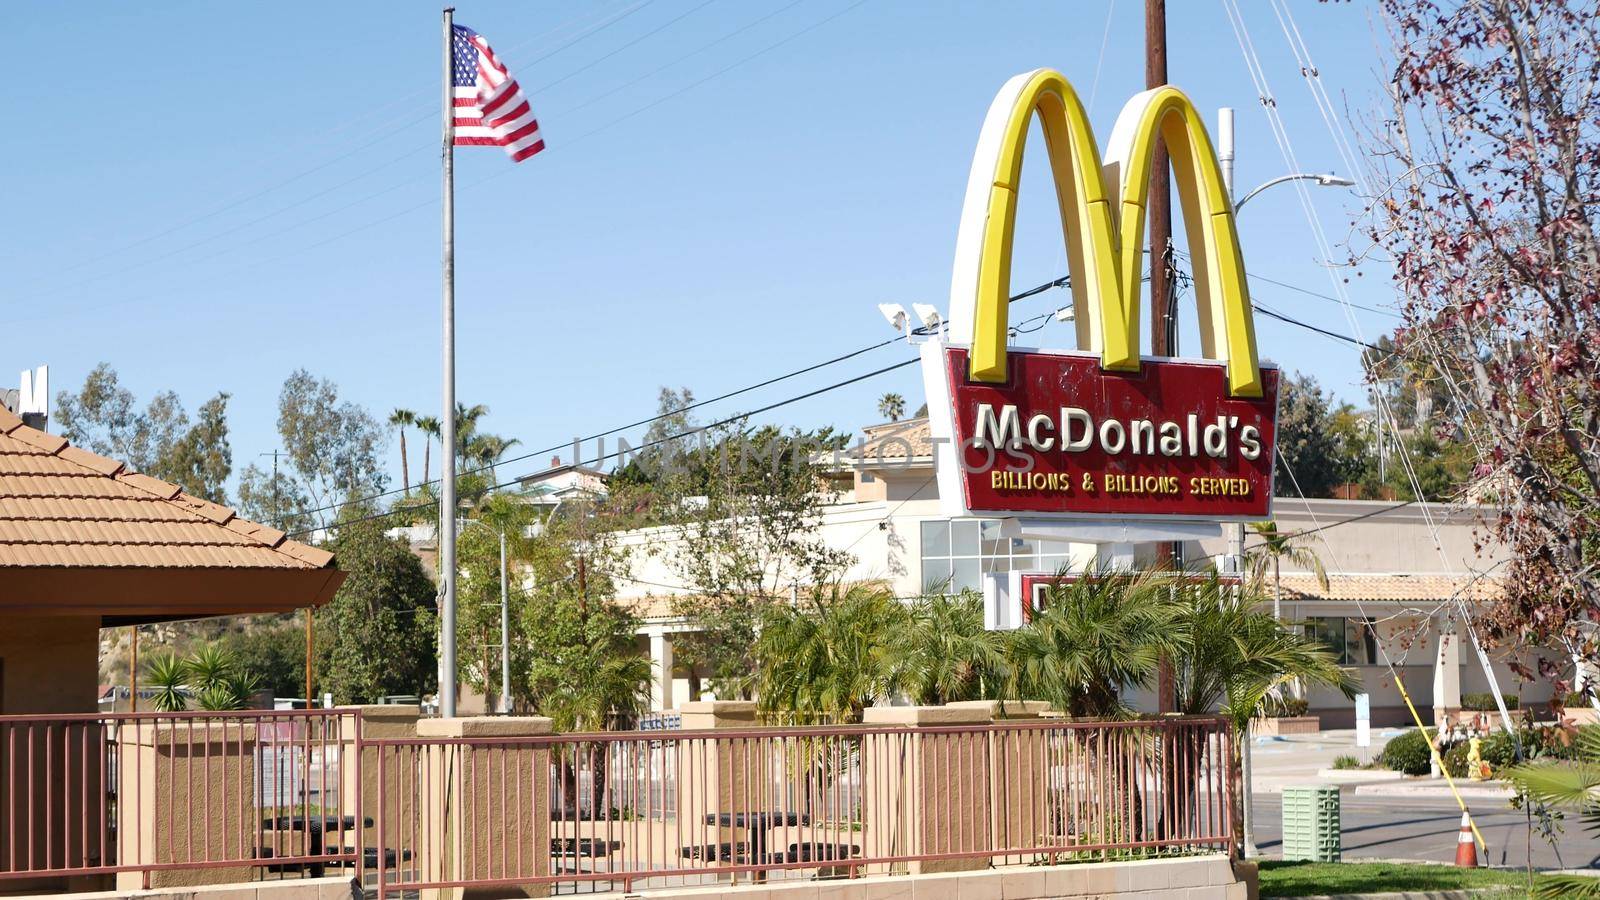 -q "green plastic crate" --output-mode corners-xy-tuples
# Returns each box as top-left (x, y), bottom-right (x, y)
(1281, 785), (1341, 862)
